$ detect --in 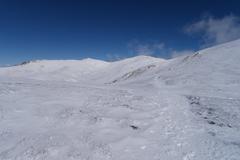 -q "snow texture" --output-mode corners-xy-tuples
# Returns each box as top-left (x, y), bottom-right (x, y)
(0, 40), (240, 160)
